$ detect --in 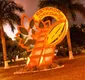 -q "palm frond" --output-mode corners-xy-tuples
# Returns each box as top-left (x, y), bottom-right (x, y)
(8, 20), (15, 32)
(0, 0), (24, 27)
(38, 0), (85, 21)
(68, 6), (76, 20)
(38, 0), (74, 8)
(3, 12), (20, 24)
(1, 0), (24, 13)
(38, 0), (58, 8)
(72, 3), (85, 17)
